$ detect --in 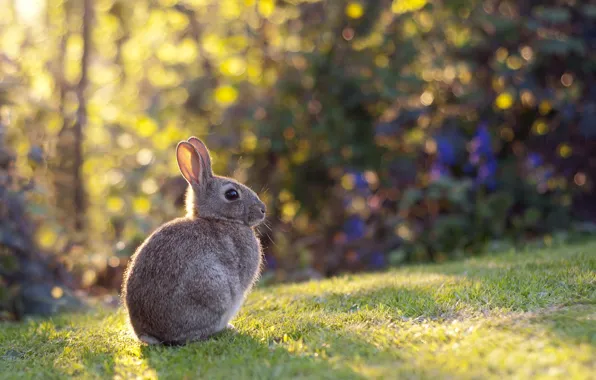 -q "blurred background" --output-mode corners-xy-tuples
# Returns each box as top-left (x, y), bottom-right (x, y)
(1, 0), (596, 320)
